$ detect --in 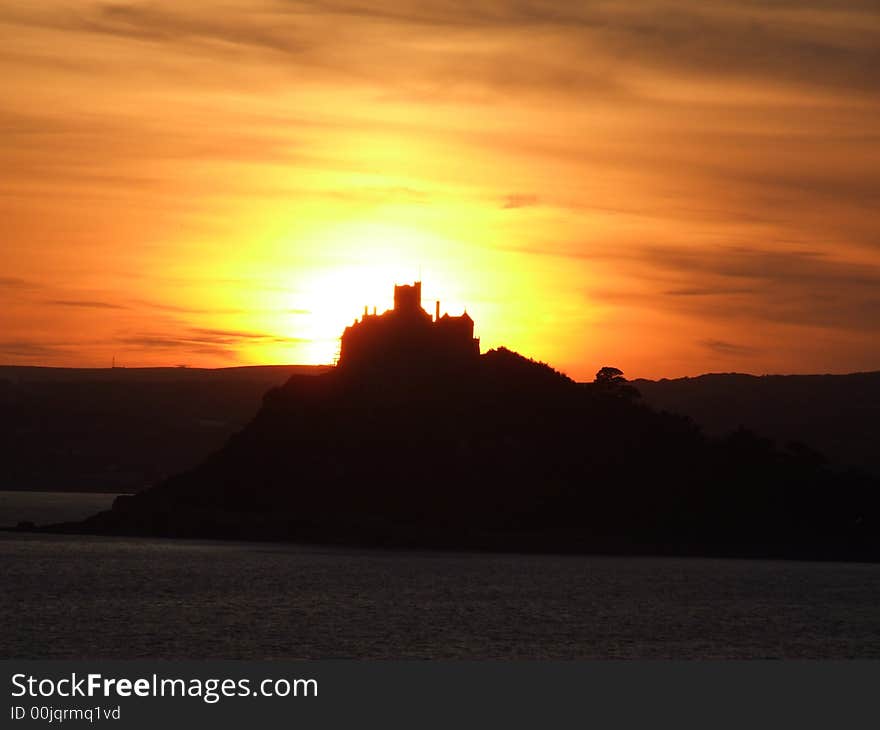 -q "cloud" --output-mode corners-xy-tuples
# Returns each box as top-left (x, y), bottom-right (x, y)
(612, 244), (880, 333)
(0, 340), (67, 358)
(2, 3), (311, 58)
(277, 0), (880, 95)
(664, 287), (755, 297)
(700, 339), (761, 357)
(116, 327), (309, 353)
(47, 299), (129, 309)
(0, 277), (35, 289)
(502, 193), (538, 210)
(9, 0), (874, 104)
(114, 336), (234, 359)
(639, 245), (880, 291)
(135, 299), (311, 316)
(187, 327), (290, 343)
(135, 300), (247, 315)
